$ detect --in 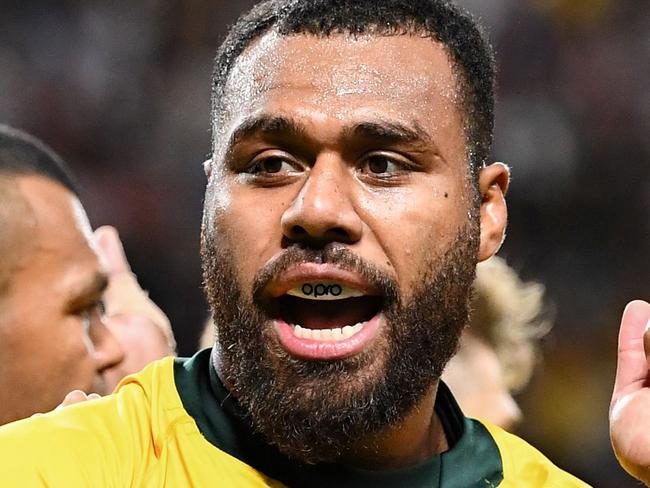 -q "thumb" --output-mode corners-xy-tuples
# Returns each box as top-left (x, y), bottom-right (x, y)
(94, 225), (131, 275)
(612, 300), (650, 405)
